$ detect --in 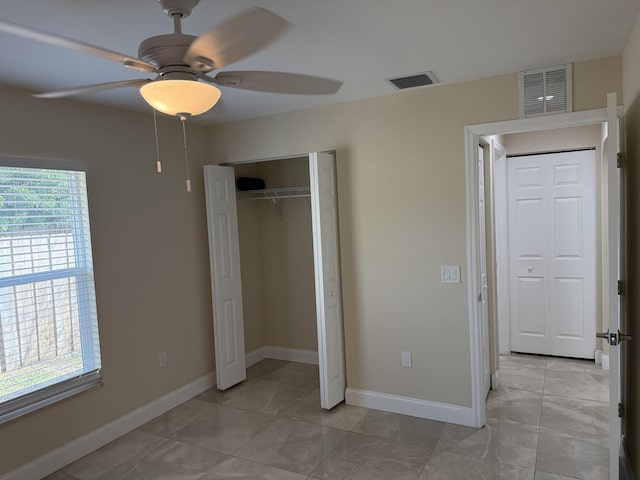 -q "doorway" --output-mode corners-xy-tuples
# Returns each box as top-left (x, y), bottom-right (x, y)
(465, 96), (625, 480)
(203, 151), (346, 410)
(485, 126), (608, 401)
